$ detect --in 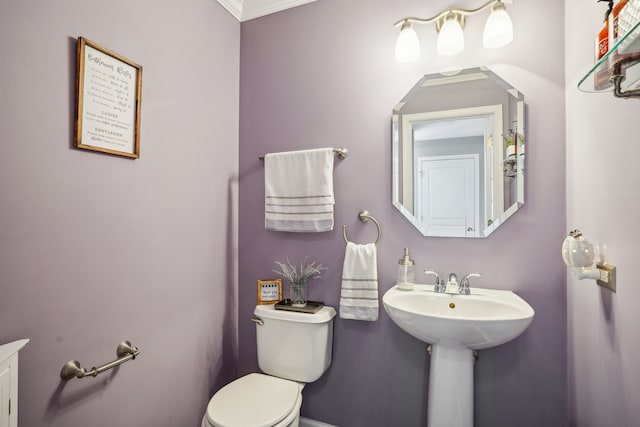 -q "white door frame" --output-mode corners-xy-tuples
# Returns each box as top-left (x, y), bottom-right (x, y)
(401, 105), (504, 229)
